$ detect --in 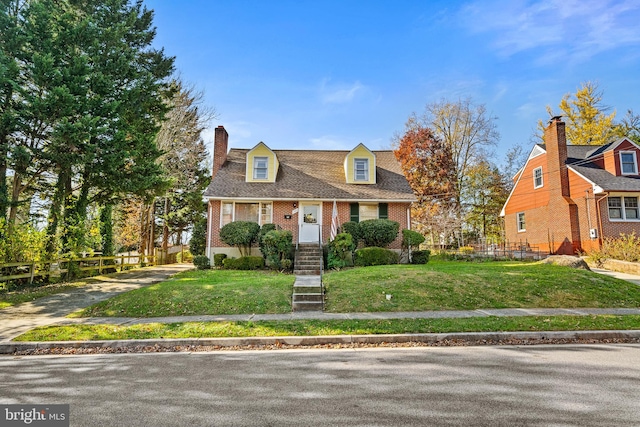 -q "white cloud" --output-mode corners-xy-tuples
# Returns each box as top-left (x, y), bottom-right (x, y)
(319, 79), (366, 104)
(459, 0), (640, 63)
